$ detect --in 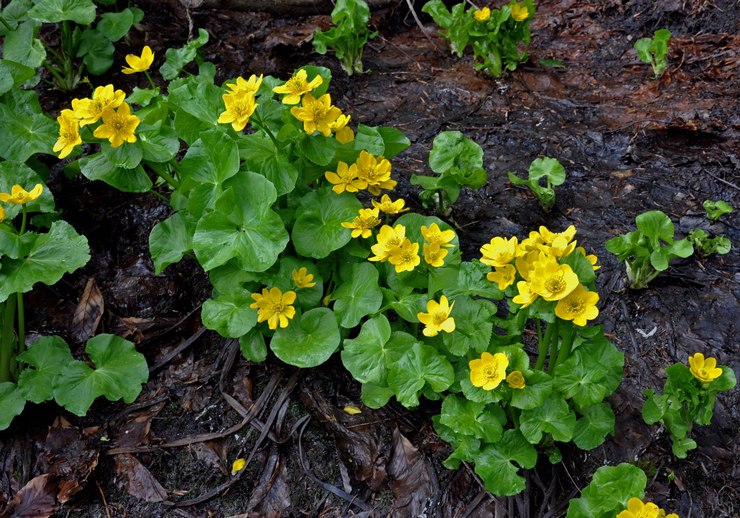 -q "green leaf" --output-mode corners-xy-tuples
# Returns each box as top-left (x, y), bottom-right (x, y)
(519, 396), (576, 443)
(240, 329), (267, 363)
(341, 315), (392, 384)
(79, 153), (152, 192)
(428, 261), (501, 299)
(510, 370), (553, 410)
(428, 131), (484, 176)
(96, 8), (138, 41)
(333, 262), (383, 328)
(201, 292), (257, 338)
(160, 28), (209, 80)
(636, 210), (675, 245)
(442, 295), (495, 355)
(671, 436), (697, 458)
(102, 140), (143, 169)
(28, 0), (96, 24)
(239, 133), (298, 196)
(0, 382), (26, 431)
(376, 126), (410, 158)
(16, 336), (74, 403)
(573, 402), (614, 450)
(78, 28), (114, 74)
(149, 212), (194, 274)
(387, 291), (428, 323)
(53, 334), (148, 416)
(139, 126), (180, 163)
(703, 199), (733, 222)
(296, 134), (338, 166)
(387, 342), (454, 407)
(474, 430), (537, 496)
(193, 173), (288, 272)
(439, 394), (505, 443)
(642, 390), (668, 424)
(566, 463), (646, 518)
(0, 102), (56, 162)
(1, 21), (46, 69)
(707, 366), (737, 392)
(0, 60), (35, 95)
(528, 157), (566, 186)
(270, 308), (340, 368)
(0, 221), (90, 302)
(361, 382), (394, 409)
(292, 188), (361, 258)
